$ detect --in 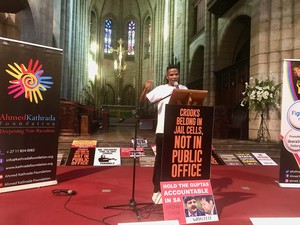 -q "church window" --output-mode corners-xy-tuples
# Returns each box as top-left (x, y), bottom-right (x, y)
(104, 19), (112, 53)
(127, 20), (135, 55)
